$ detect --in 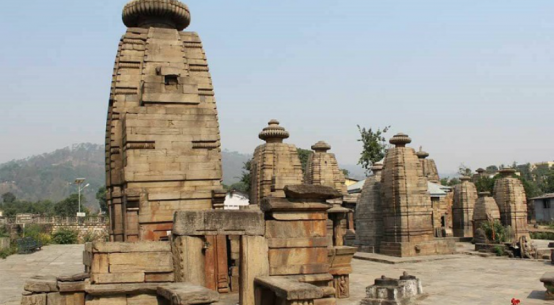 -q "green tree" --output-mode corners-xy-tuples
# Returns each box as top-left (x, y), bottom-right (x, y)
(458, 164), (472, 177)
(448, 177), (461, 186)
(1, 192), (16, 203)
(357, 125), (391, 175)
(240, 160), (252, 194)
(486, 165), (498, 173)
(54, 194), (82, 217)
(474, 175), (495, 193)
(543, 170), (554, 193)
(297, 148), (312, 174)
(341, 169), (350, 178)
(96, 187), (108, 214)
